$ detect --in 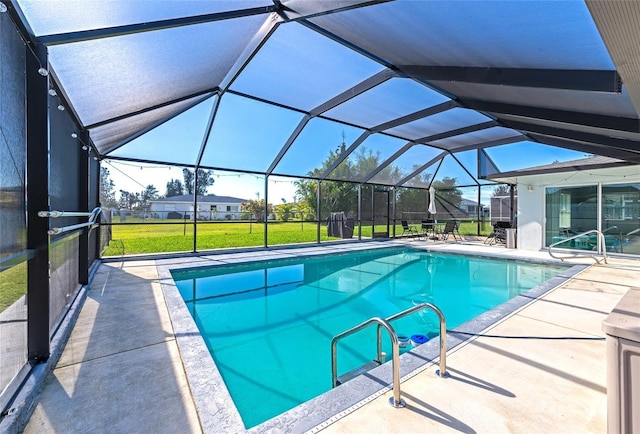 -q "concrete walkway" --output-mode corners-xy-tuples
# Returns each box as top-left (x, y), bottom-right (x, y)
(24, 260), (201, 434)
(23, 244), (640, 433)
